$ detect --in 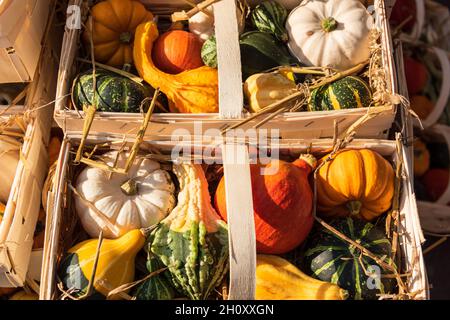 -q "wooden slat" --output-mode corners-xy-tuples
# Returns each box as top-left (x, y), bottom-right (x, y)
(221, 143), (256, 300)
(213, 0), (243, 119)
